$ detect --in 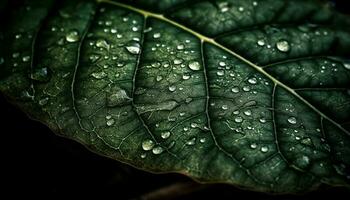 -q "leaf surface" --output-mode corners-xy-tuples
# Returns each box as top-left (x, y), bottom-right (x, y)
(1, 0), (350, 193)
